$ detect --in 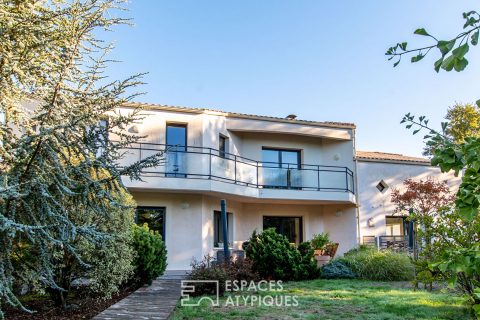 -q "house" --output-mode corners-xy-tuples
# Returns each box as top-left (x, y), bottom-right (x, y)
(119, 103), (357, 270)
(116, 103), (460, 270)
(355, 151), (461, 249)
